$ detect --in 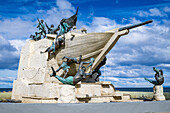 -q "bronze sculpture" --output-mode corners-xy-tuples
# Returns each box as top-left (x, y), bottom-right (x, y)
(50, 57), (94, 85)
(29, 32), (41, 41)
(58, 7), (79, 36)
(45, 23), (60, 34)
(37, 18), (46, 38)
(144, 67), (164, 85)
(51, 55), (82, 78)
(92, 56), (107, 81)
(40, 36), (65, 60)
